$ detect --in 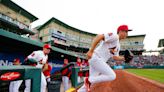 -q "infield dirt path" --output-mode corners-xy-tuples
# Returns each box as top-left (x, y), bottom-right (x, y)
(91, 70), (164, 92)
